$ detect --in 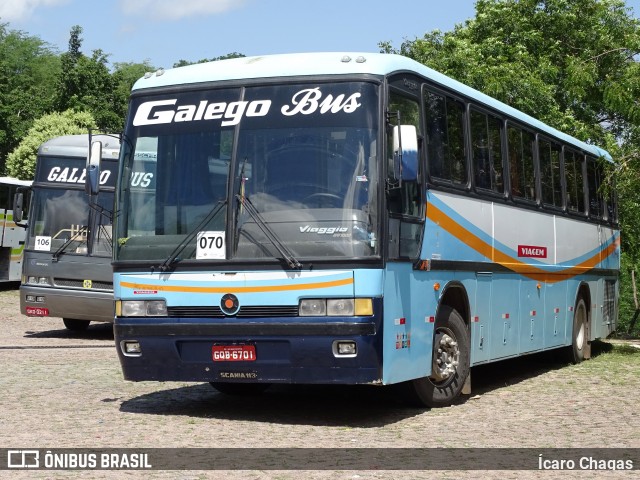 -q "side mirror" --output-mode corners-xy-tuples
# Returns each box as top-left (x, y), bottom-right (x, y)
(86, 140), (102, 195)
(13, 191), (24, 224)
(392, 125), (419, 182)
